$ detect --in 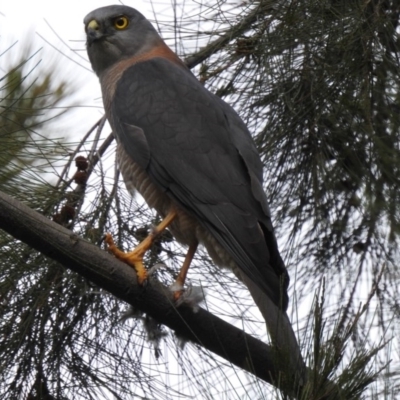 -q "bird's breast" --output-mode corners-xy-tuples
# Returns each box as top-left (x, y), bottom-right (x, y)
(117, 143), (197, 246)
(116, 143), (237, 271)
